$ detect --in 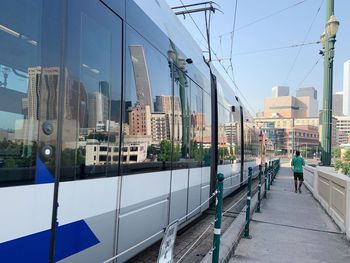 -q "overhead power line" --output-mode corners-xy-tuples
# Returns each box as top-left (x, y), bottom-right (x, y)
(283, 0), (324, 84)
(231, 41), (320, 56)
(216, 0), (308, 39)
(228, 0), (239, 84)
(297, 56), (322, 88)
(176, 0), (257, 115)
